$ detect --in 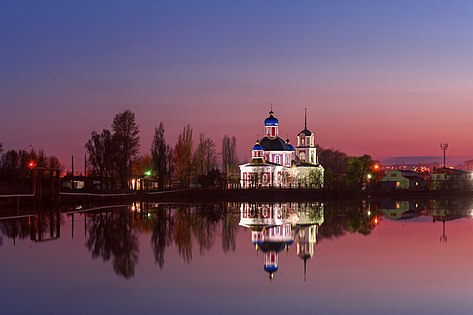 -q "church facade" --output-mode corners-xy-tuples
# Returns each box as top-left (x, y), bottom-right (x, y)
(239, 109), (324, 188)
